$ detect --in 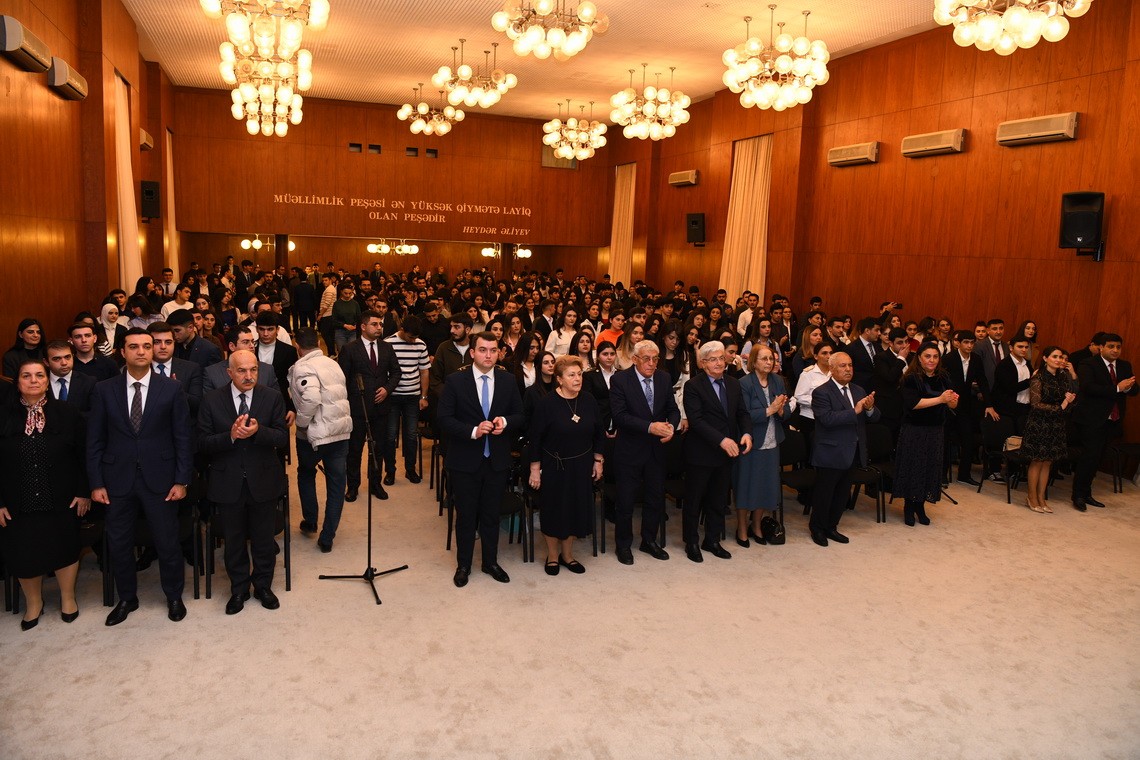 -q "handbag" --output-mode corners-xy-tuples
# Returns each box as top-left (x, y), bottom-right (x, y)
(760, 514), (785, 545)
(1003, 435), (1022, 452)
